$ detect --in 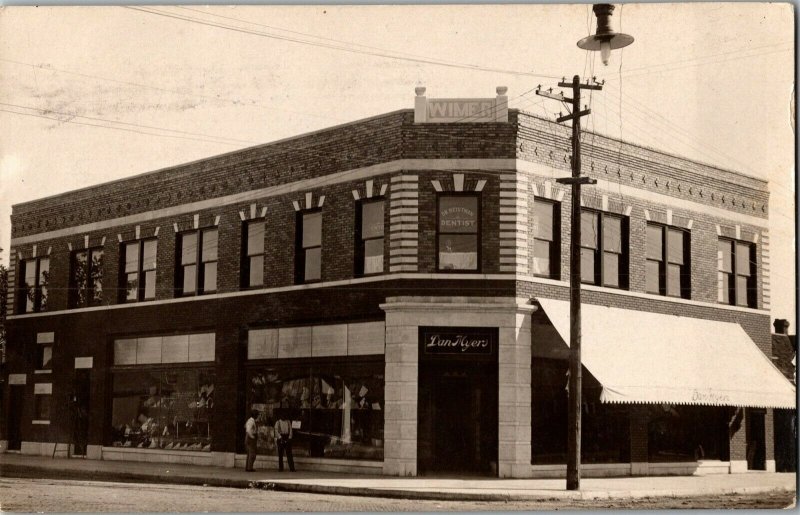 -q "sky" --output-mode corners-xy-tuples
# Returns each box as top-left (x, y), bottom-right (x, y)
(0, 4), (795, 326)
